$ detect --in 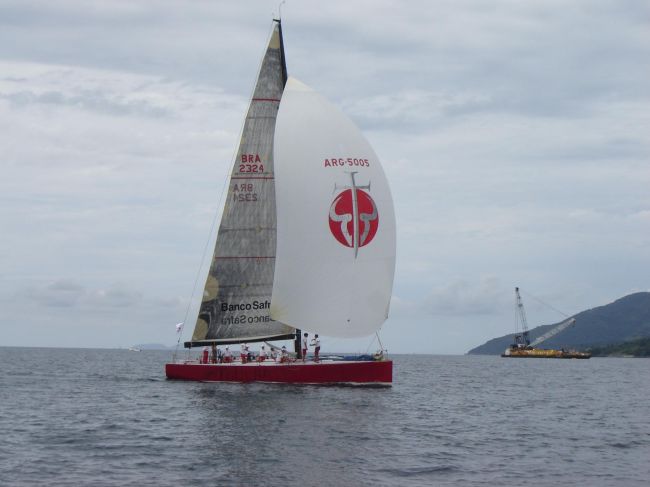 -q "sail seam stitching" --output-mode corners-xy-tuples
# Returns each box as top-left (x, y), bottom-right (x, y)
(214, 256), (275, 259)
